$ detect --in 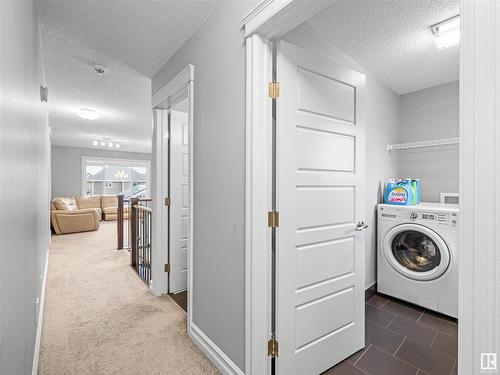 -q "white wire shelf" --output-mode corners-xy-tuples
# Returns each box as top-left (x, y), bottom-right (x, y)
(387, 137), (459, 151)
